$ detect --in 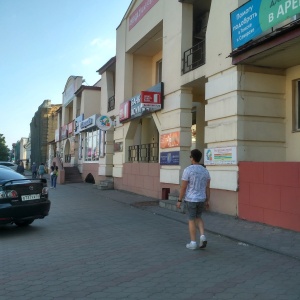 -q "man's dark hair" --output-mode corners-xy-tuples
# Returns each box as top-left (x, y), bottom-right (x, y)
(190, 149), (202, 163)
